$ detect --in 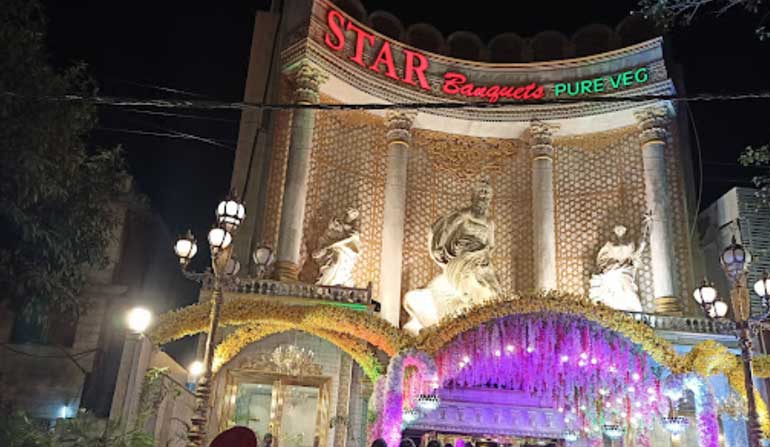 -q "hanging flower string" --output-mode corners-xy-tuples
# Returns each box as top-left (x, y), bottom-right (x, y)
(433, 313), (667, 442)
(380, 349), (437, 447)
(663, 374), (720, 447)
